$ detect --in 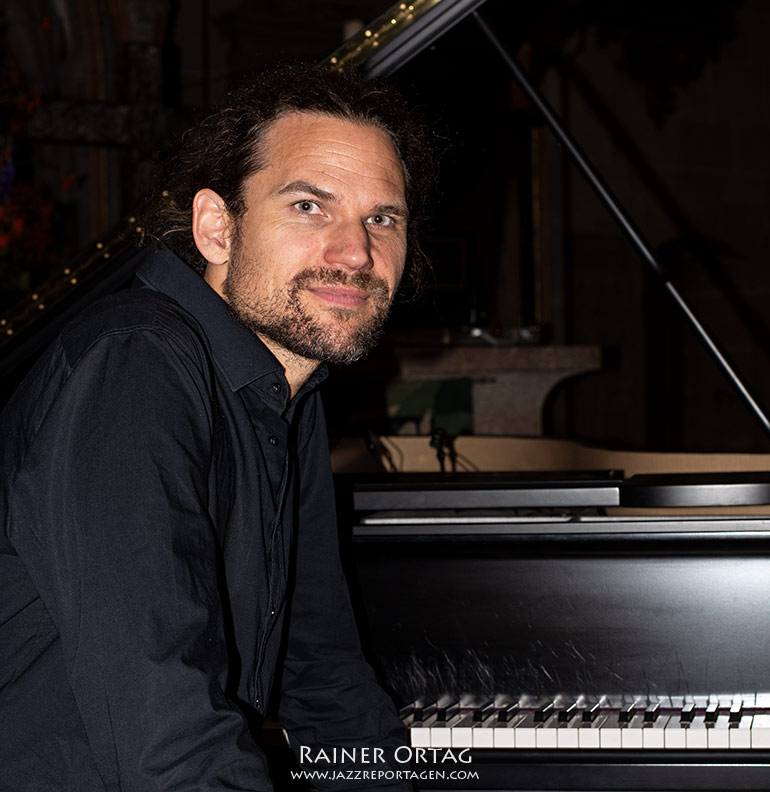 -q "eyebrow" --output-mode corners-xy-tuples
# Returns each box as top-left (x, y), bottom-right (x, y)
(277, 181), (337, 202)
(276, 180), (409, 219)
